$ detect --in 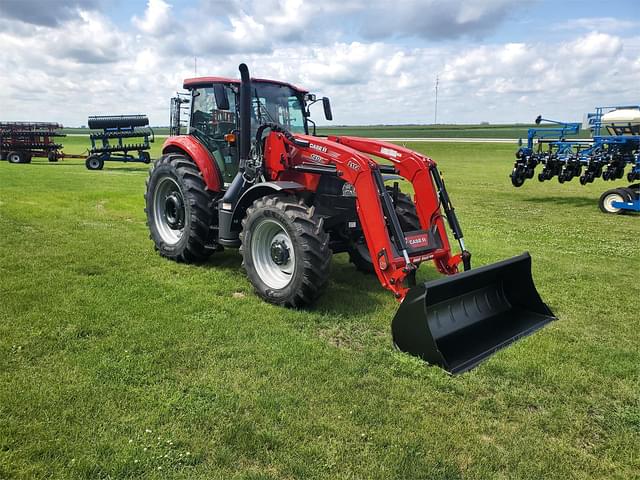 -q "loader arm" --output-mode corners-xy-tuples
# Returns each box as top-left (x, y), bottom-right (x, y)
(329, 136), (467, 275)
(260, 127), (555, 374)
(263, 130), (464, 301)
